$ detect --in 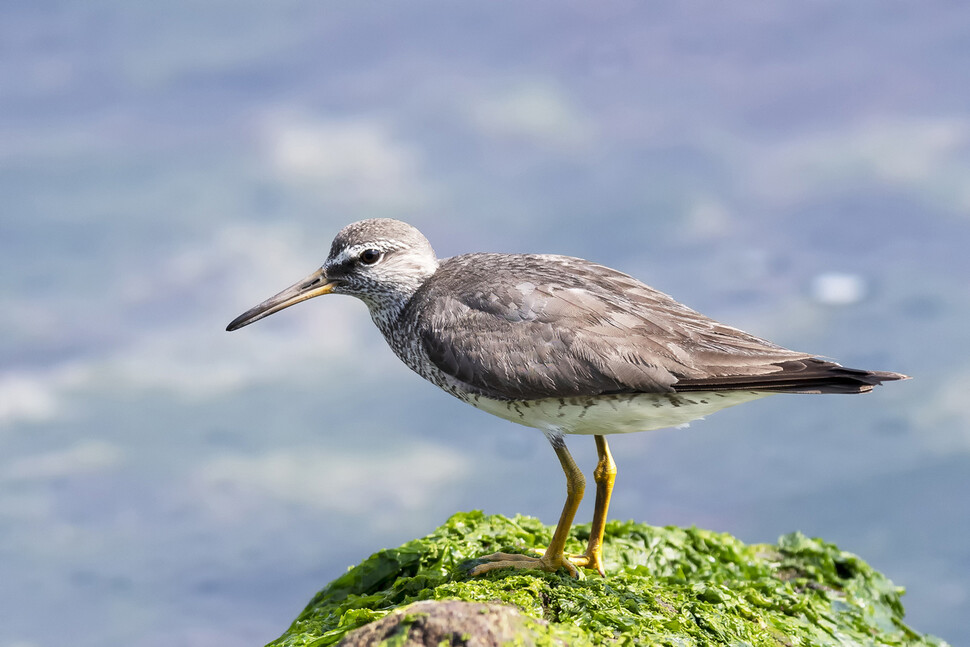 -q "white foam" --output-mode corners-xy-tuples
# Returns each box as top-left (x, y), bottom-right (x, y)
(810, 272), (867, 306)
(190, 443), (468, 519)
